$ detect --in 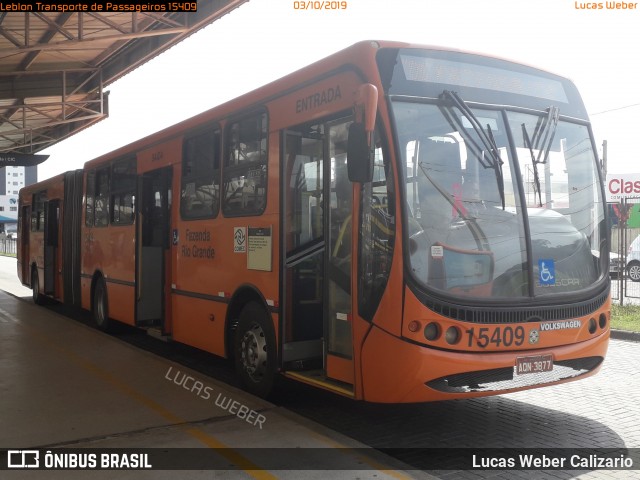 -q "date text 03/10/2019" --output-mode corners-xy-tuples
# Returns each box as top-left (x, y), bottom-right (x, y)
(293, 1), (347, 10)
